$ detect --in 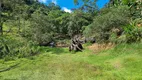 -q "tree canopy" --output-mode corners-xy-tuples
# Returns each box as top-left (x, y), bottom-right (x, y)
(0, 0), (141, 58)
